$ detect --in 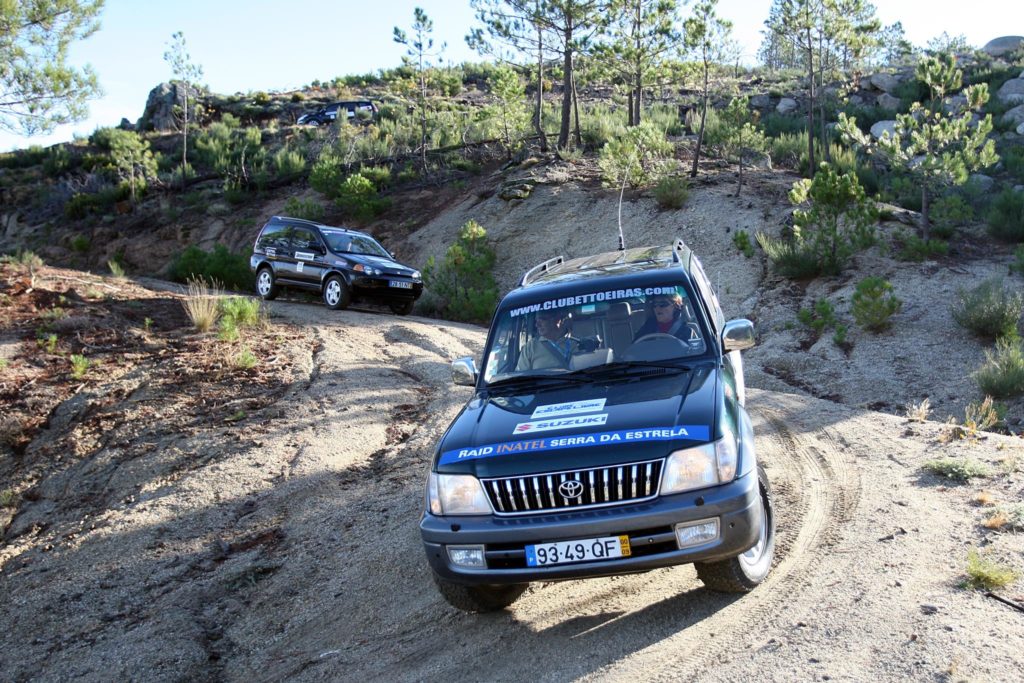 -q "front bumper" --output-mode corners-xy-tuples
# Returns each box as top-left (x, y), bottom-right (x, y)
(351, 275), (423, 301)
(421, 467), (760, 585)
